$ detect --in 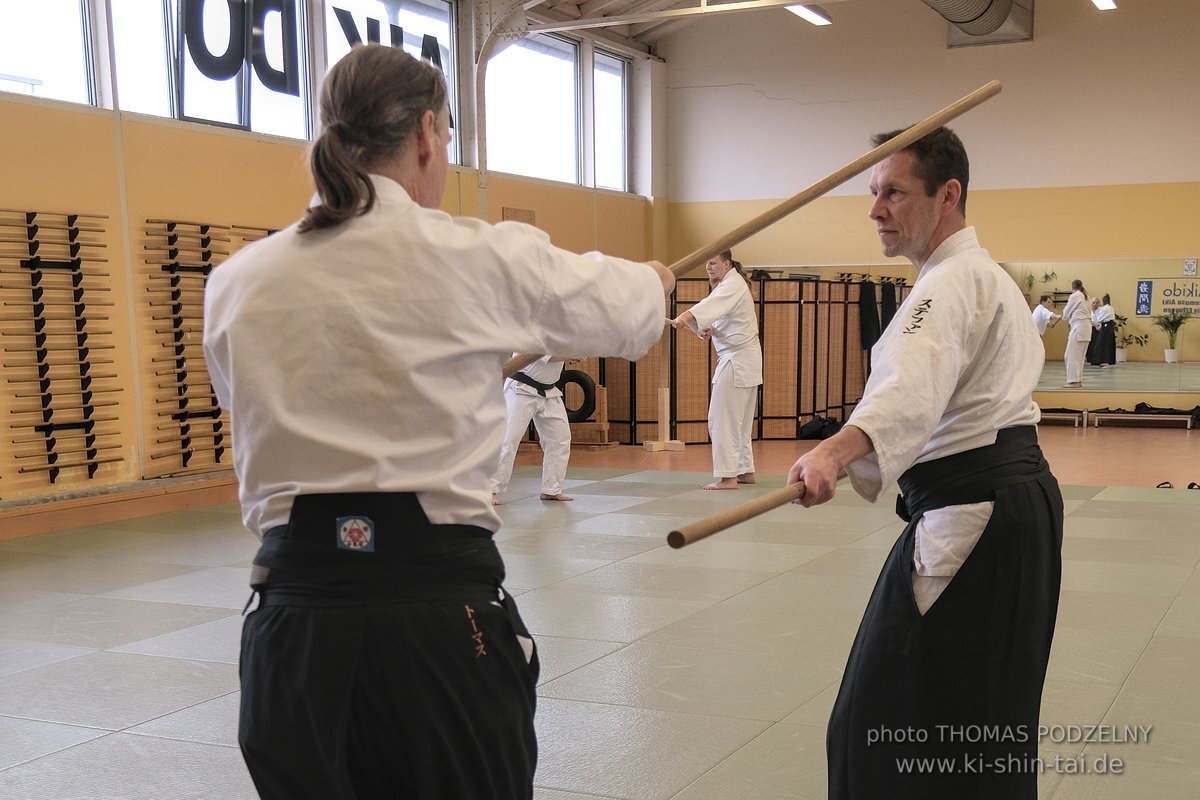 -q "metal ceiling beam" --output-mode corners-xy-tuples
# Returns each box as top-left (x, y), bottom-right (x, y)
(525, 8), (654, 56)
(578, 0), (630, 15)
(628, 17), (692, 38)
(625, 0), (696, 35)
(519, 0), (841, 35)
